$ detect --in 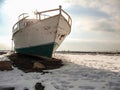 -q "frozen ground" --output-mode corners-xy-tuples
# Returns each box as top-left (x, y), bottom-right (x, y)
(0, 53), (120, 90)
